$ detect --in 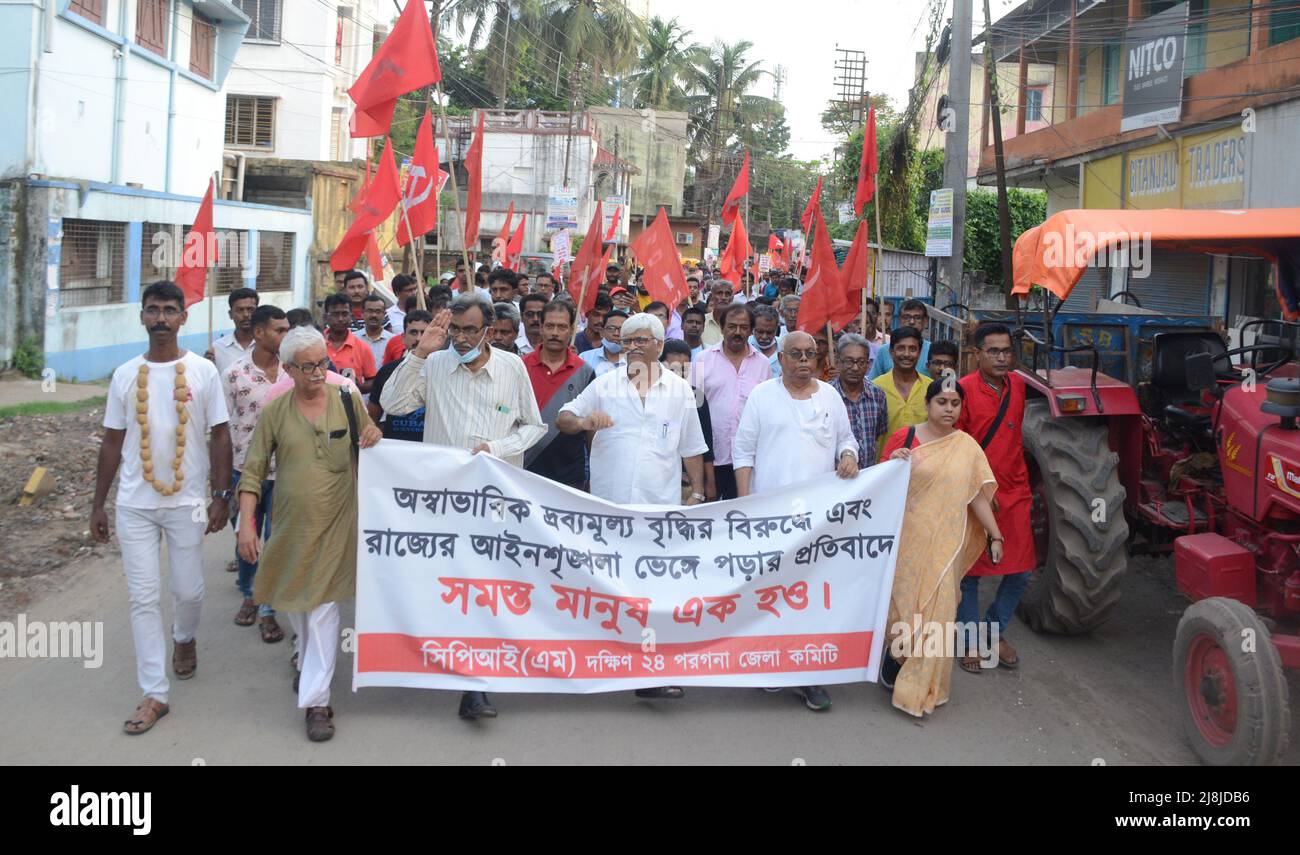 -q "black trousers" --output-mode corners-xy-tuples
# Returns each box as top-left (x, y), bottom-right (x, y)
(714, 464), (739, 501)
